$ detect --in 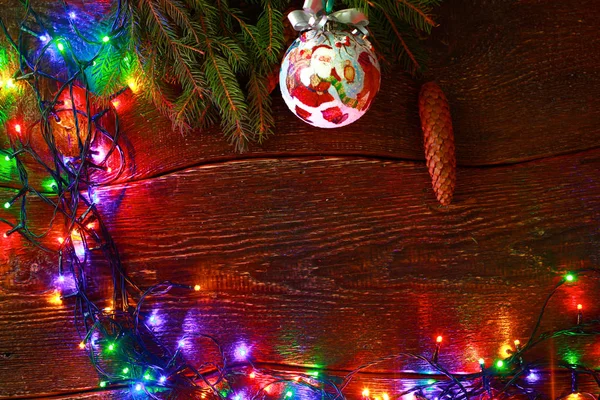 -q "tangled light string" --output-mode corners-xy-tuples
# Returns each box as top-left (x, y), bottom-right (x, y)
(0, 2), (600, 399)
